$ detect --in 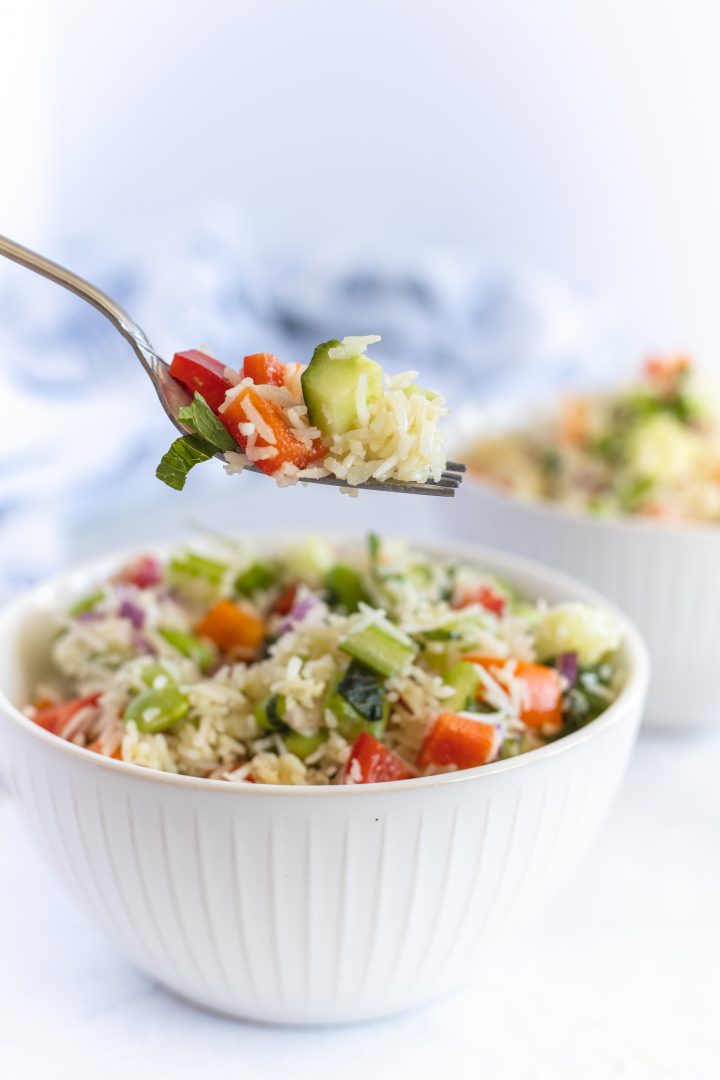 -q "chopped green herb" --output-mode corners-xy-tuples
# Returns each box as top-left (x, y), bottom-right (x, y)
(156, 435), (217, 491)
(336, 660), (386, 723)
(178, 392), (237, 451)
